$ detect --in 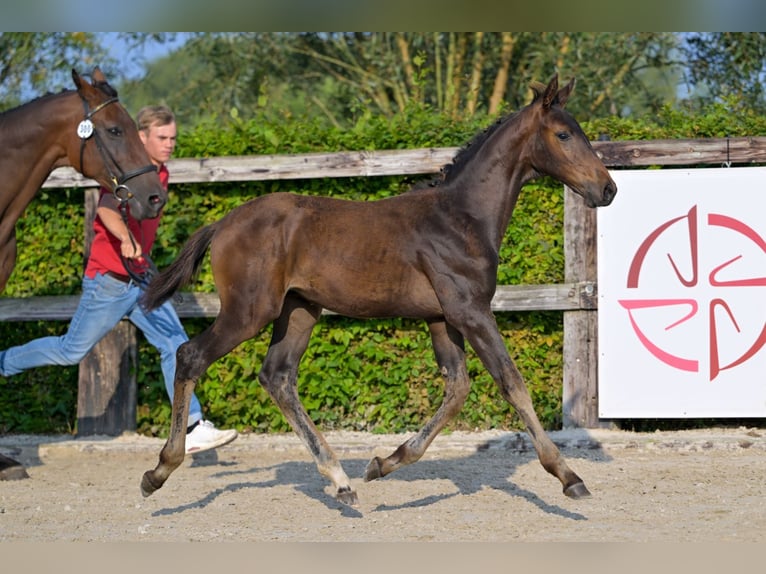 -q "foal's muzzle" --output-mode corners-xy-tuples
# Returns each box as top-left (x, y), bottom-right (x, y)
(599, 180), (618, 206)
